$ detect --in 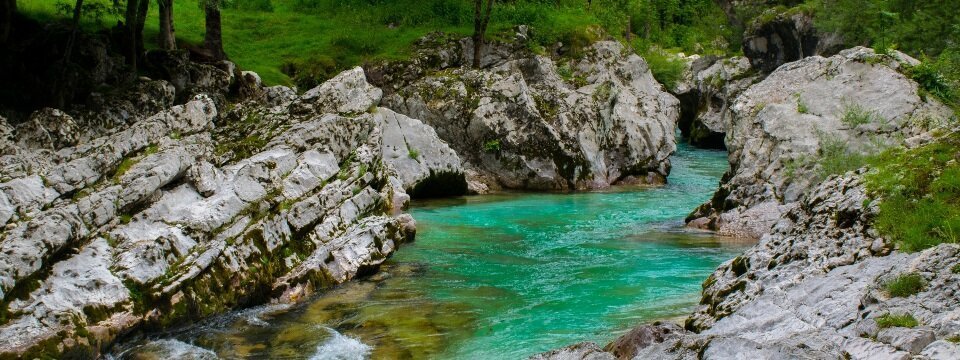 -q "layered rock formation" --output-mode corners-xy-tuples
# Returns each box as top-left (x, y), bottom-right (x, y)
(0, 67), (464, 358)
(377, 33), (679, 191)
(536, 170), (960, 359)
(687, 47), (953, 239)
